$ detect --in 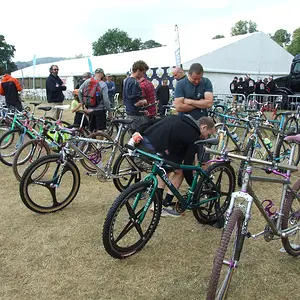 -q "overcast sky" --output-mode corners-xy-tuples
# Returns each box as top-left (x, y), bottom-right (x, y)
(2, 0), (299, 62)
